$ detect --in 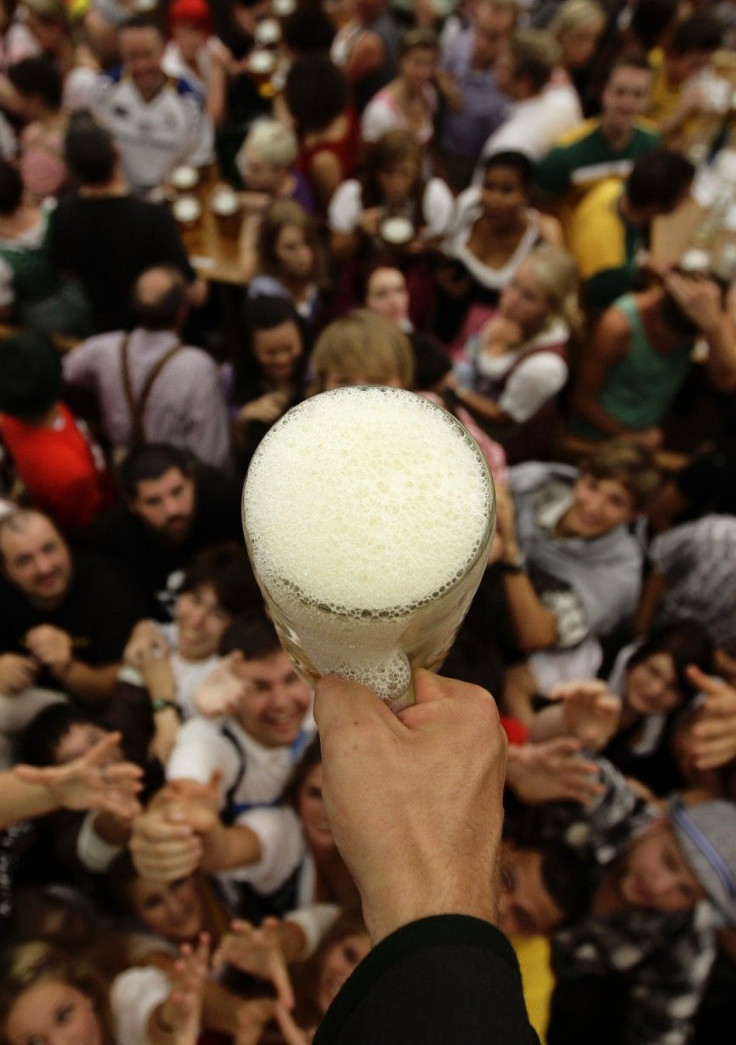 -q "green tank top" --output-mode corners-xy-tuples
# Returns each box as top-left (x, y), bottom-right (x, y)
(572, 293), (692, 438)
